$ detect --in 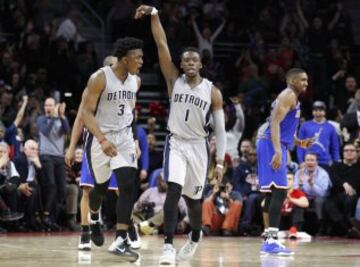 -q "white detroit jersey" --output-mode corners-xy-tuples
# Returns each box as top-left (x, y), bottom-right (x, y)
(167, 75), (213, 139)
(94, 66), (138, 133)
